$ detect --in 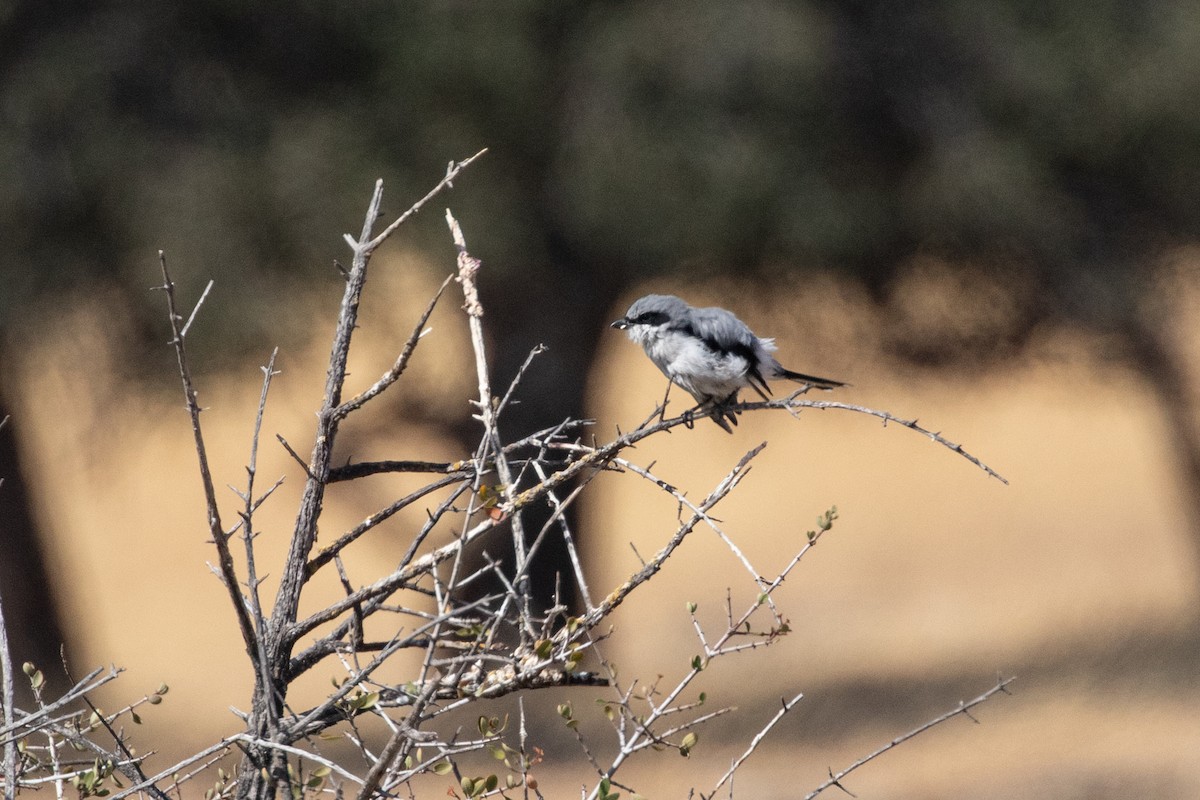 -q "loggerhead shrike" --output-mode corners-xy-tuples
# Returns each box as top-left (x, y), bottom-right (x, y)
(611, 294), (844, 432)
